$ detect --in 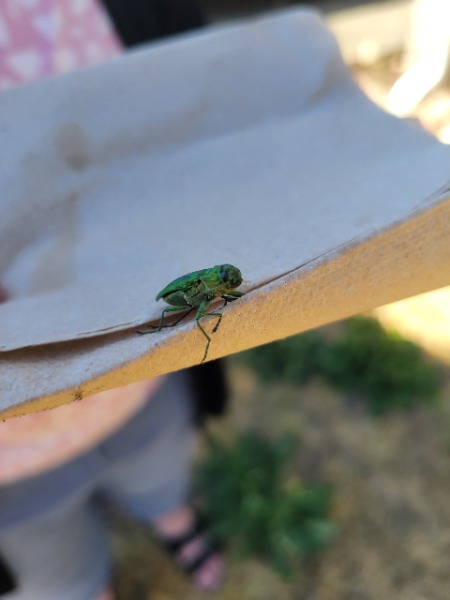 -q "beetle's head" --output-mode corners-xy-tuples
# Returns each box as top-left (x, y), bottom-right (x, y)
(218, 264), (243, 290)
